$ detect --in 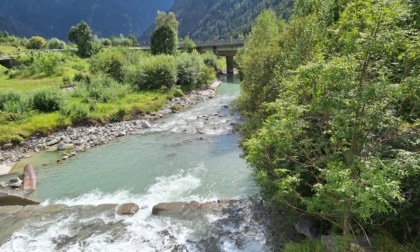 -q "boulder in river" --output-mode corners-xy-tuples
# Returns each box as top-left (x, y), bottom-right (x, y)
(116, 203), (139, 215)
(9, 177), (22, 188)
(0, 195), (40, 206)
